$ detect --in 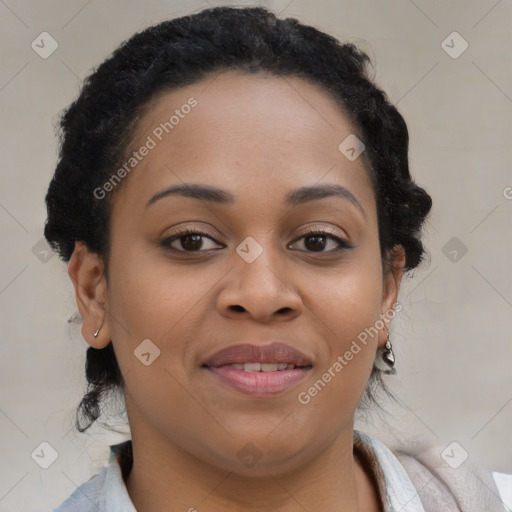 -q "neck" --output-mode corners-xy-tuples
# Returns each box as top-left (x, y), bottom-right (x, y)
(124, 424), (374, 512)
